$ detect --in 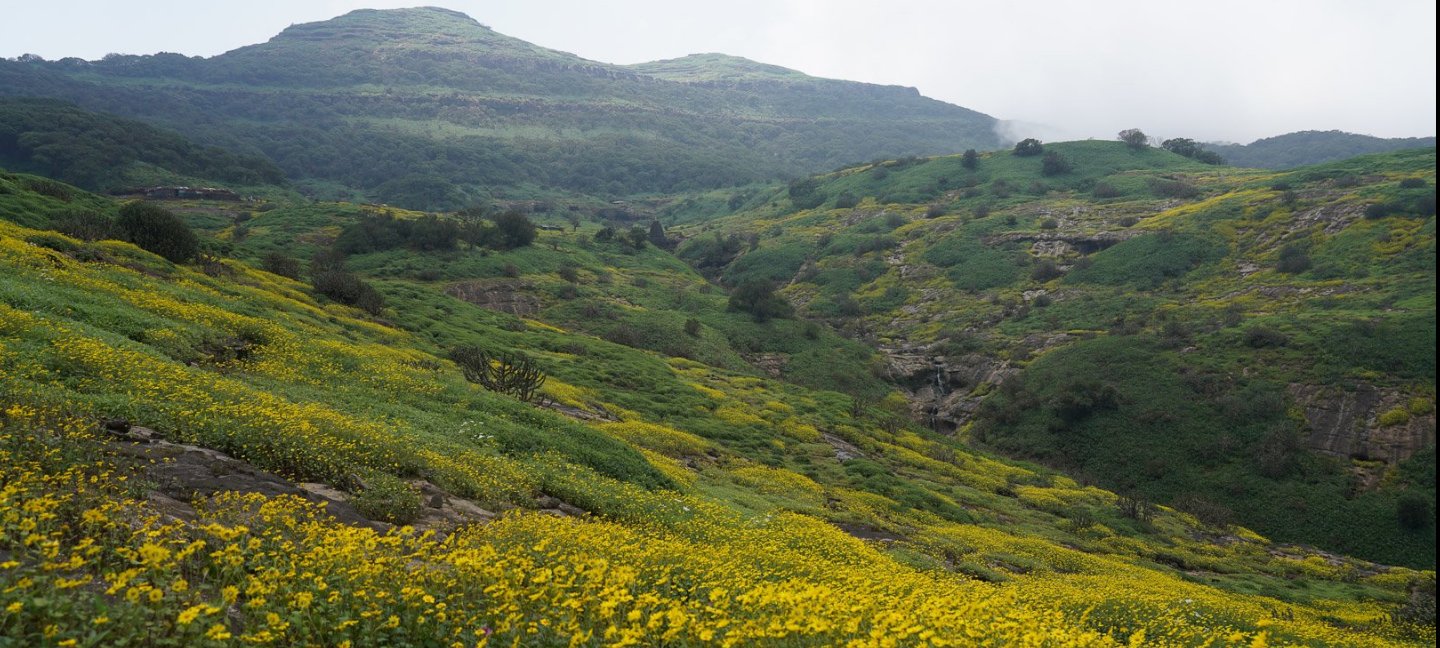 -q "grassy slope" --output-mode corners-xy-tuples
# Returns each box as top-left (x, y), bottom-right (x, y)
(1, 171), (1434, 645)
(676, 143), (1437, 568)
